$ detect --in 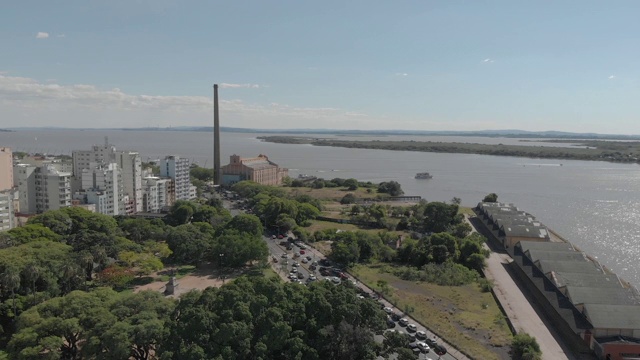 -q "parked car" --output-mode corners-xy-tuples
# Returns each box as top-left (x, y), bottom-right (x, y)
(280, 254), (288, 259)
(383, 307), (393, 314)
(306, 256), (312, 261)
(417, 342), (430, 353)
(399, 318), (409, 326)
(391, 312), (402, 321)
(407, 324), (417, 332)
(416, 330), (427, 339)
(308, 275), (317, 281)
(299, 244), (307, 250)
(278, 234), (284, 239)
(291, 267), (298, 273)
(291, 262), (299, 267)
(405, 332), (416, 342)
(300, 250), (305, 255)
(272, 257), (278, 263)
(286, 245), (293, 250)
(301, 258), (308, 264)
(386, 317), (396, 328)
(297, 272), (305, 279)
(434, 344), (447, 355)
(271, 235), (276, 239)
(310, 265), (317, 270)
